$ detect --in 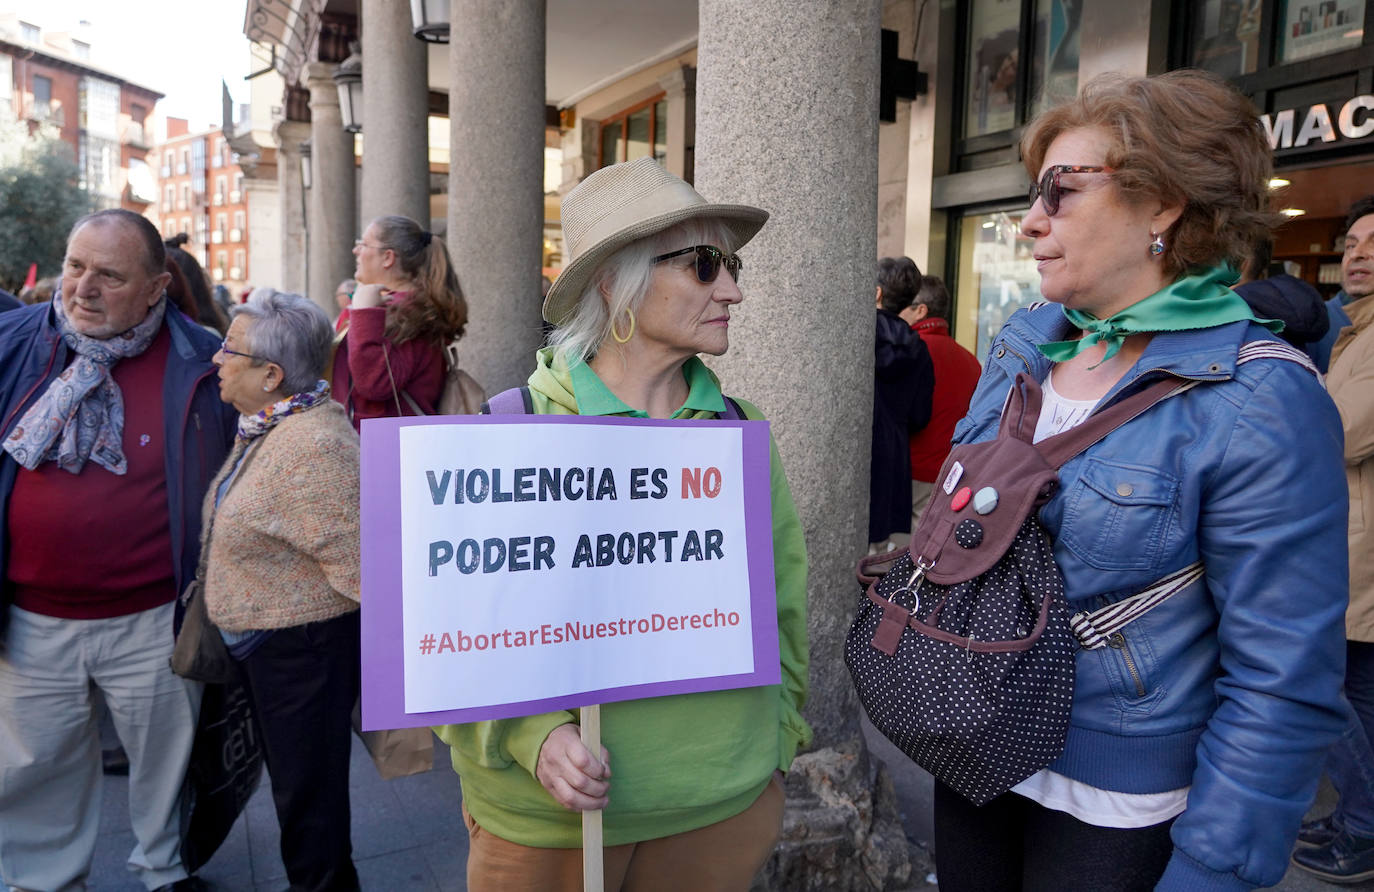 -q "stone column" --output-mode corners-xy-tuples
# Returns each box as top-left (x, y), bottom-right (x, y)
(360, 0), (430, 226)
(656, 65), (695, 182)
(696, 3), (911, 890)
(447, 0), (546, 392)
(304, 62), (359, 316)
(274, 119), (311, 296)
